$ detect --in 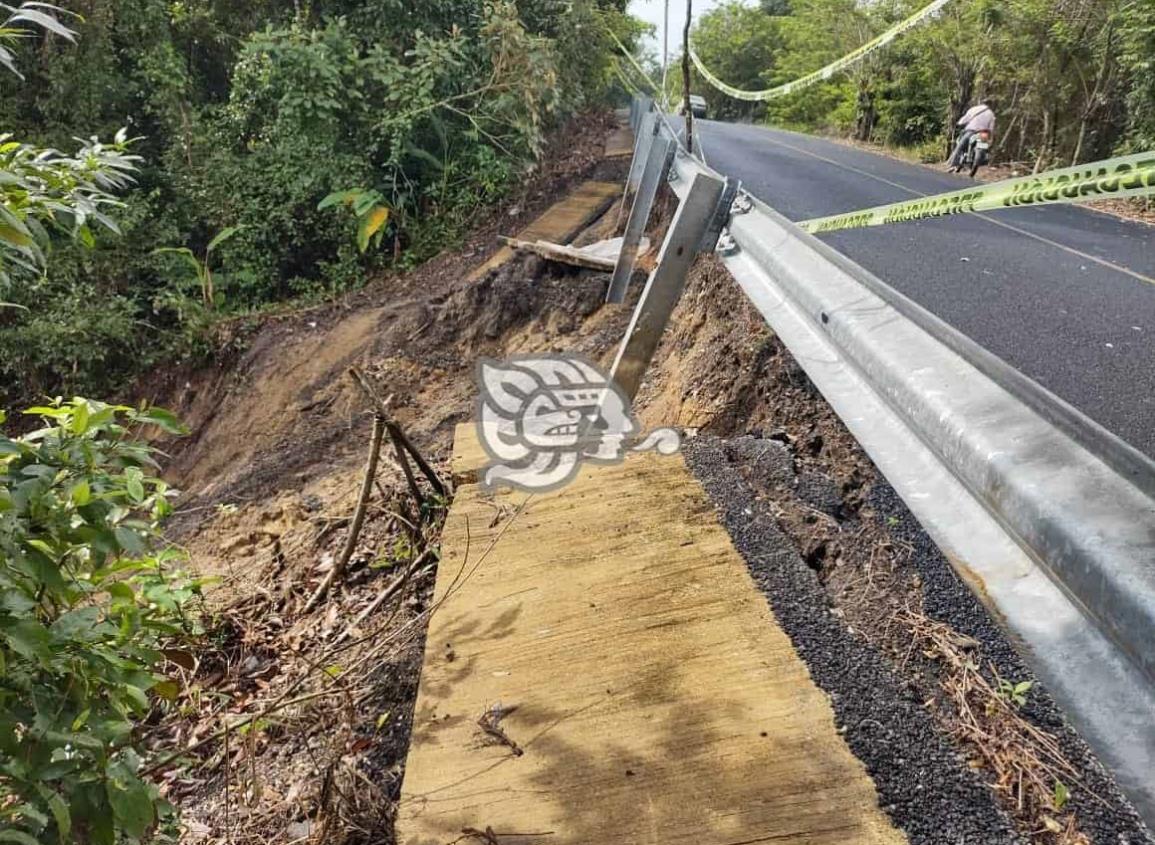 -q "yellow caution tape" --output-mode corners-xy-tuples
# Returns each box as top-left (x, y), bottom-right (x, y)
(613, 61), (644, 97)
(608, 30), (672, 110)
(797, 153), (1155, 233)
(690, 0), (953, 102)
